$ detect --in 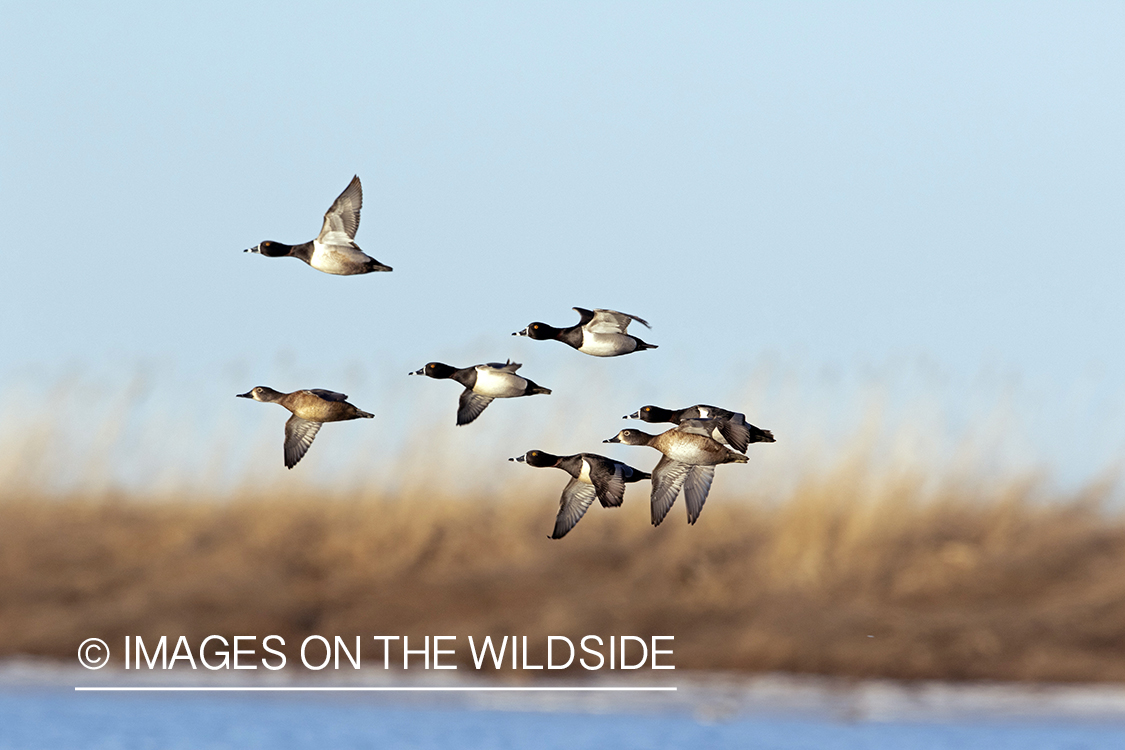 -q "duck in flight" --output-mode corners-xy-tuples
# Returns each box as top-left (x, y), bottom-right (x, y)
(236, 386), (374, 468)
(410, 360), (551, 426)
(624, 404), (774, 453)
(246, 175), (392, 275)
(604, 424), (747, 526)
(513, 308), (657, 357)
(510, 450), (650, 539)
